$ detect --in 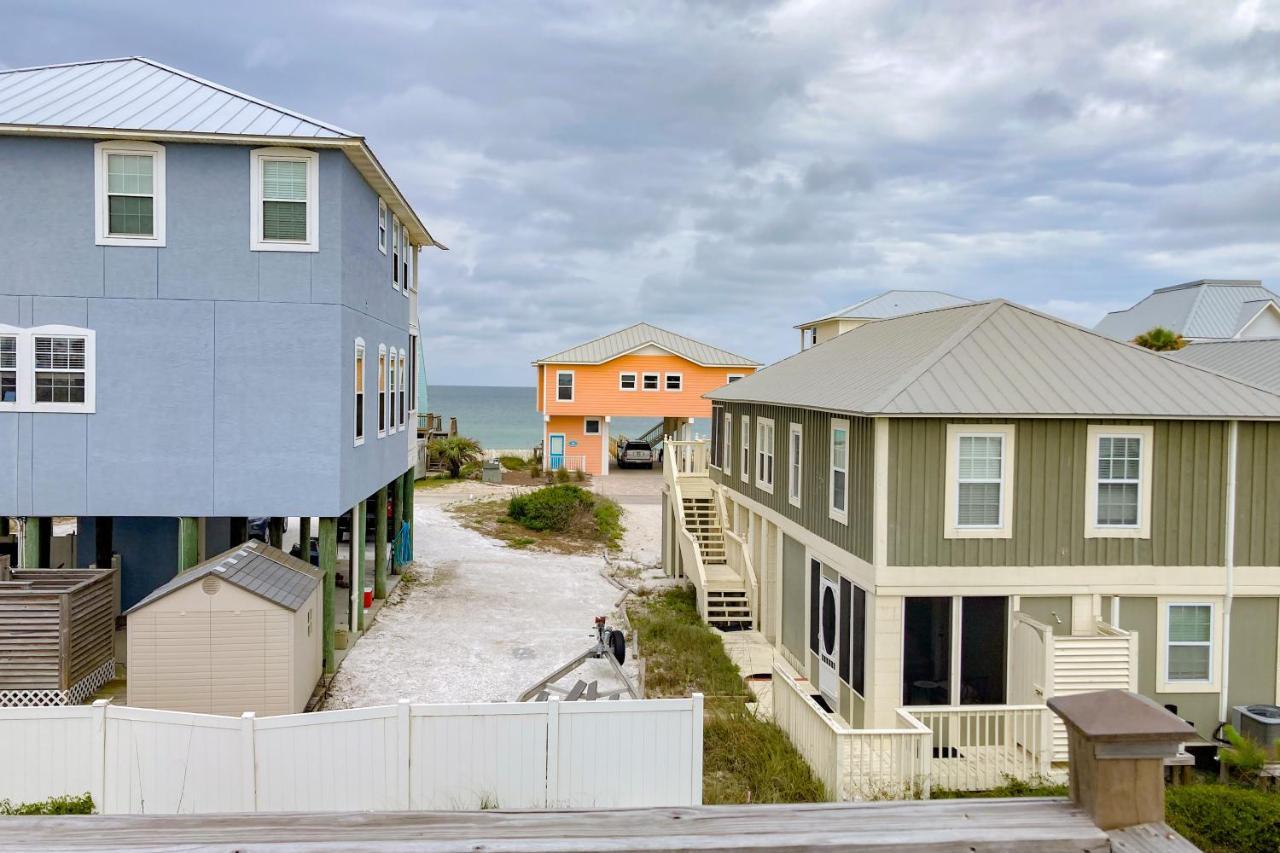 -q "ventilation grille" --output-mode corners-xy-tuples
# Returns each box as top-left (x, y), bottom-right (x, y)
(201, 576), (221, 596)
